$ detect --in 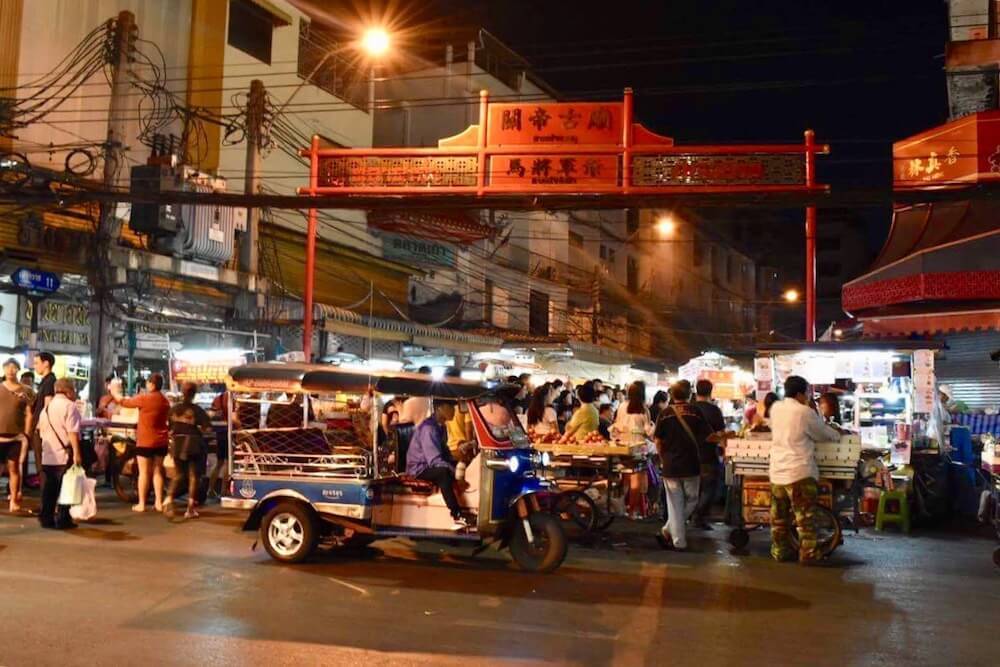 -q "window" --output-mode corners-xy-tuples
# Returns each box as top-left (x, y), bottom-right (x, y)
(228, 0), (274, 64)
(627, 256), (639, 293)
(726, 255), (735, 283)
(608, 247), (616, 263)
(529, 290), (550, 336)
(626, 209), (639, 235)
(483, 279), (494, 325)
(569, 231), (584, 248)
(599, 244), (608, 260)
